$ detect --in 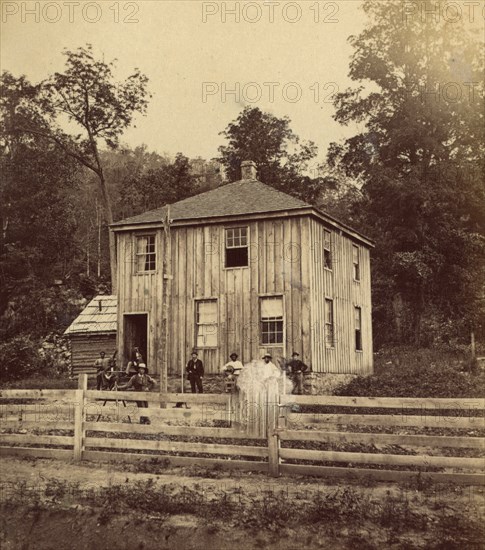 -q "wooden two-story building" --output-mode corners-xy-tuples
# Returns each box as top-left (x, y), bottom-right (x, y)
(111, 161), (374, 376)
